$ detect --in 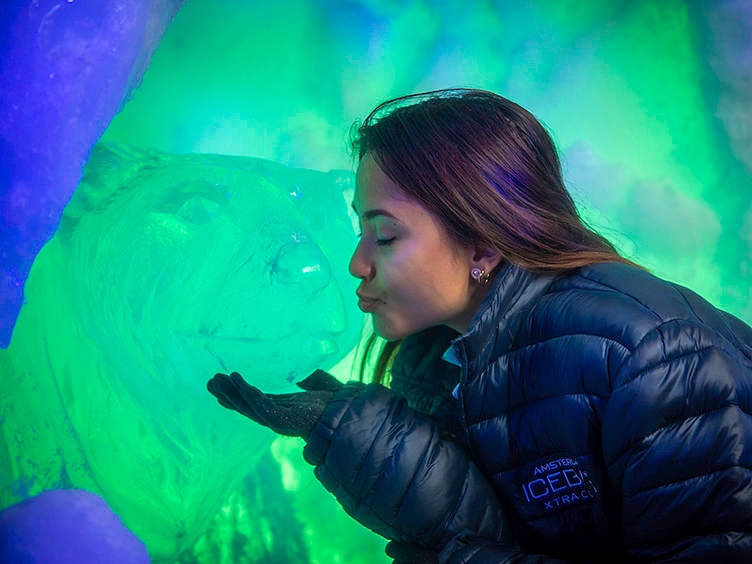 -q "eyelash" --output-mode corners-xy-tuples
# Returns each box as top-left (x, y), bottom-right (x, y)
(356, 232), (396, 247)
